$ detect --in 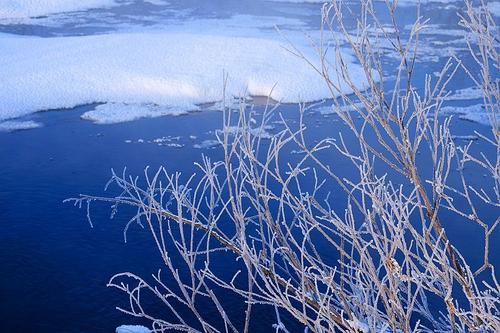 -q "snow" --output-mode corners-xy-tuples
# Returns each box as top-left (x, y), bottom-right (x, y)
(0, 120), (42, 131)
(0, 32), (366, 123)
(0, 0), (118, 19)
(116, 325), (151, 333)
